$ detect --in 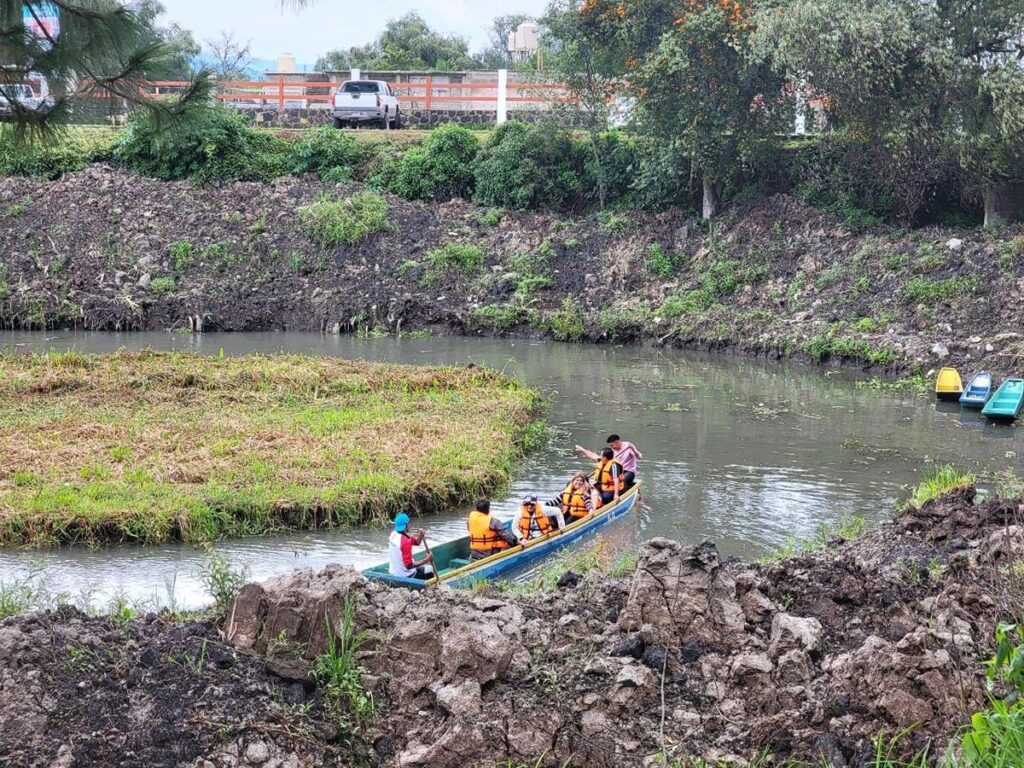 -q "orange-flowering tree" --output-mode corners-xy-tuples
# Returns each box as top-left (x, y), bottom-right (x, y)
(558, 0), (786, 218)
